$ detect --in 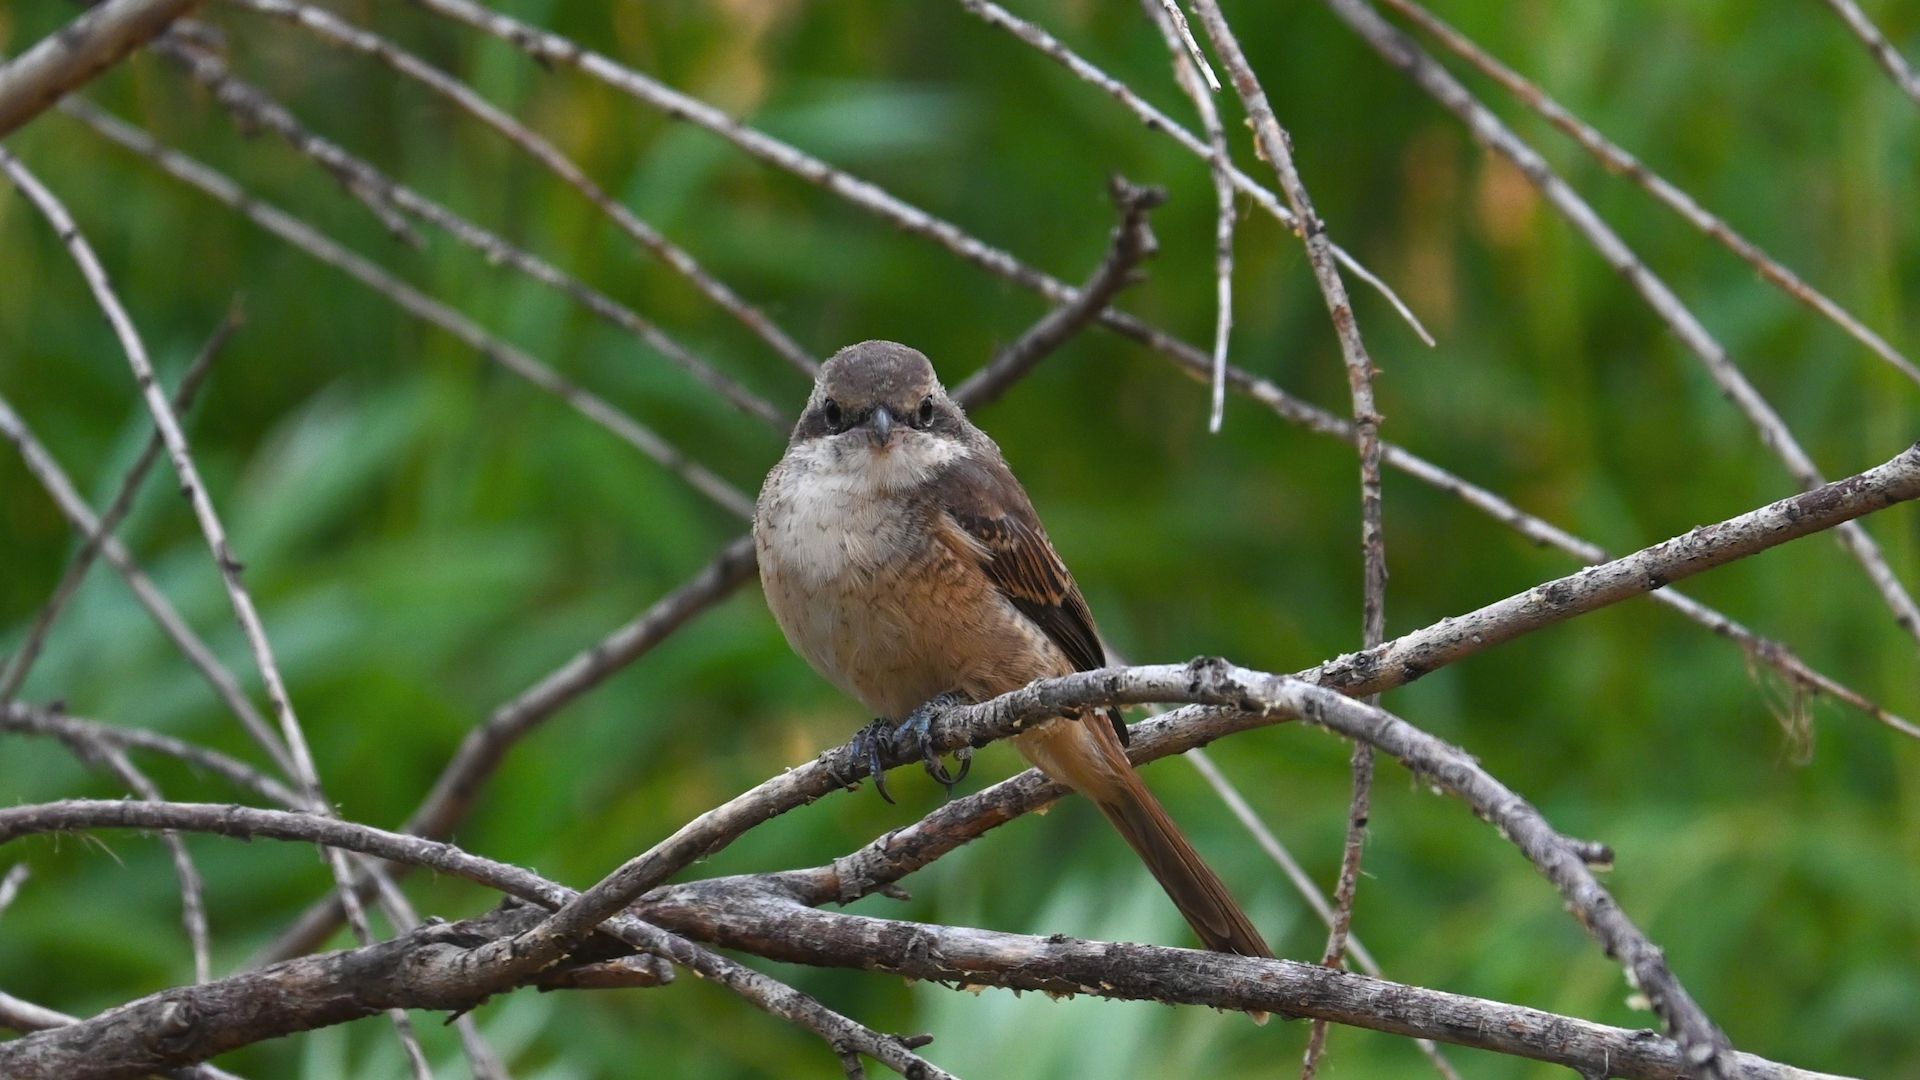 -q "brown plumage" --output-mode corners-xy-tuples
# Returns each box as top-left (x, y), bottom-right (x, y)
(755, 340), (1271, 960)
